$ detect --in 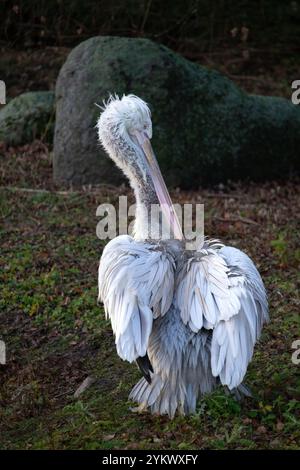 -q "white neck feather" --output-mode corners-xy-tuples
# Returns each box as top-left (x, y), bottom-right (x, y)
(99, 123), (160, 241)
